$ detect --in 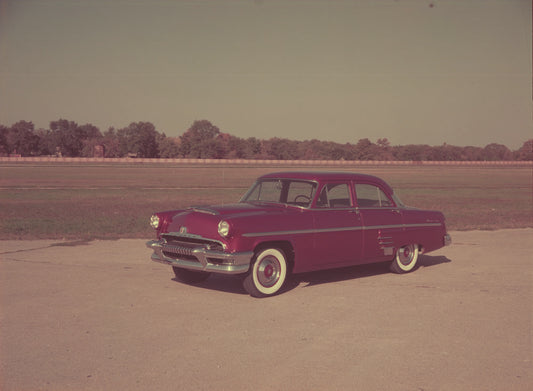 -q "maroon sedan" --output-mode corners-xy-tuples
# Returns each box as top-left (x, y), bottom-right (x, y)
(147, 171), (451, 297)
